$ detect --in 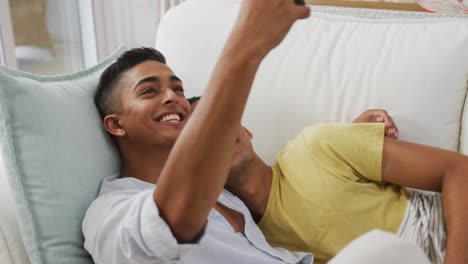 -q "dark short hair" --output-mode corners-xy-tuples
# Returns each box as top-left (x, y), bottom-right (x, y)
(95, 47), (167, 119)
(187, 96), (201, 104)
